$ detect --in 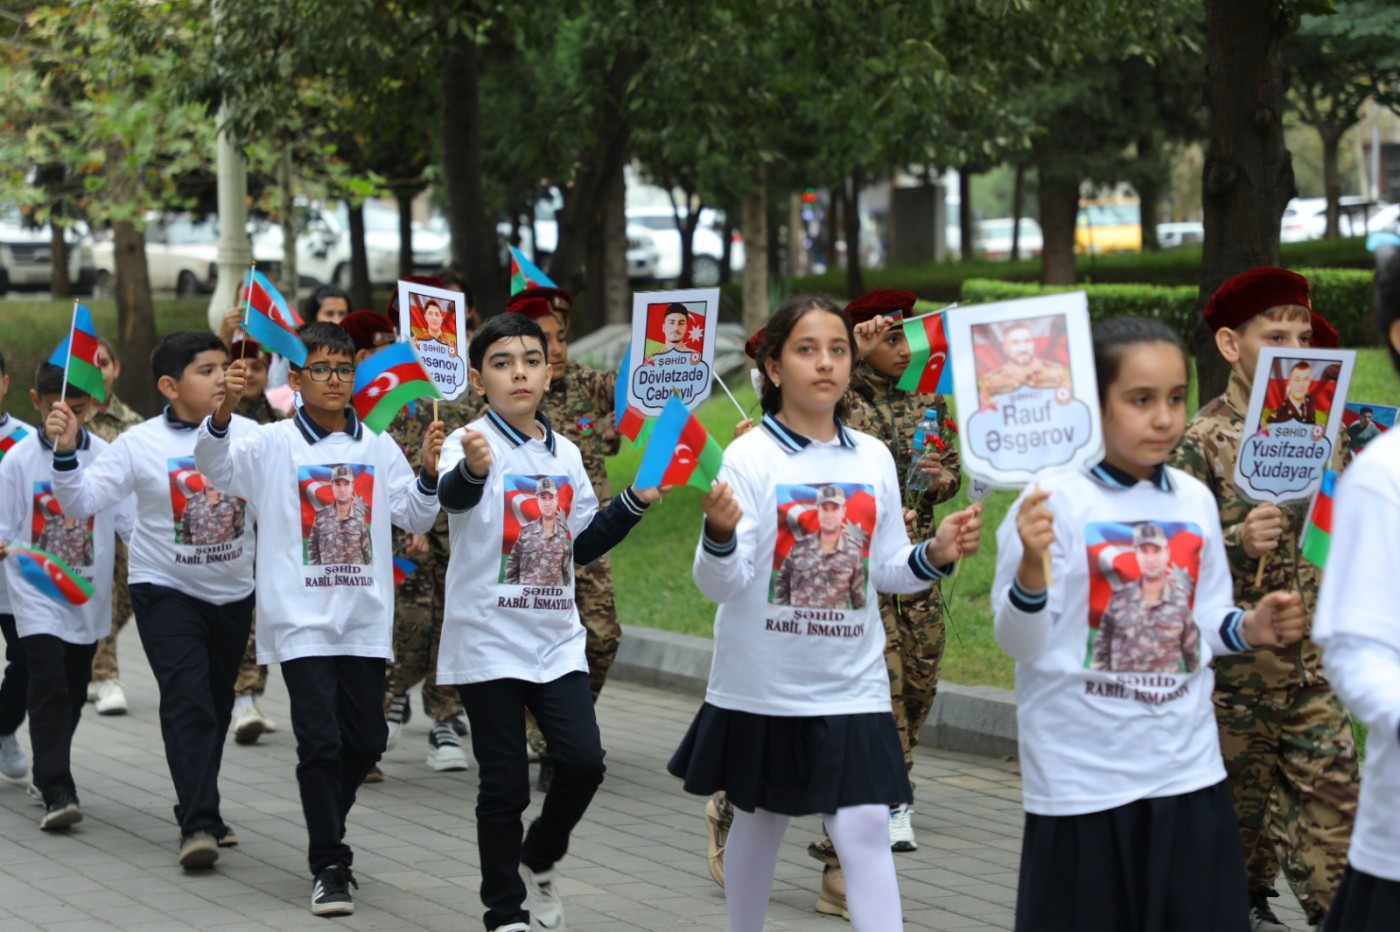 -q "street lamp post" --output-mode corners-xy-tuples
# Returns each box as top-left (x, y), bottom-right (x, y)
(206, 0), (251, 332)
